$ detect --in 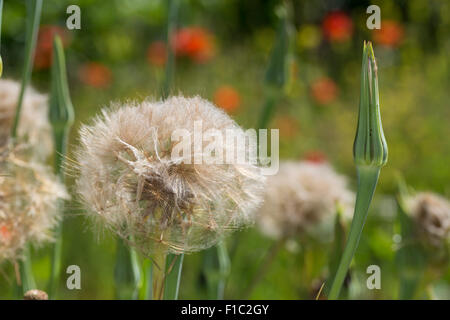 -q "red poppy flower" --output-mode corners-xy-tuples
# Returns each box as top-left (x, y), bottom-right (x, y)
(310, 77), (338, 105)
(147, 41), (167, 67)
(78, 62), (112, 88)
(173, 27), (215, 63)
(214, 86), (241, 113)
(322, 11), (353, 42)
(0, 224), (12, 244)
(373, 20), (404, 47)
